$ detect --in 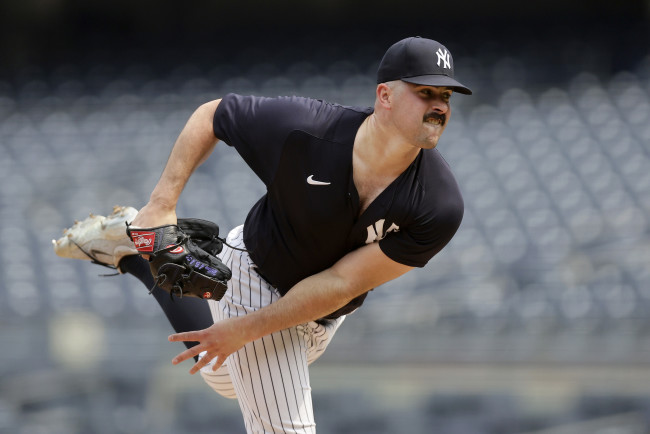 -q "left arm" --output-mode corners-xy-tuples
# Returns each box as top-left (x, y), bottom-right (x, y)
(168, 242), (413, 374)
